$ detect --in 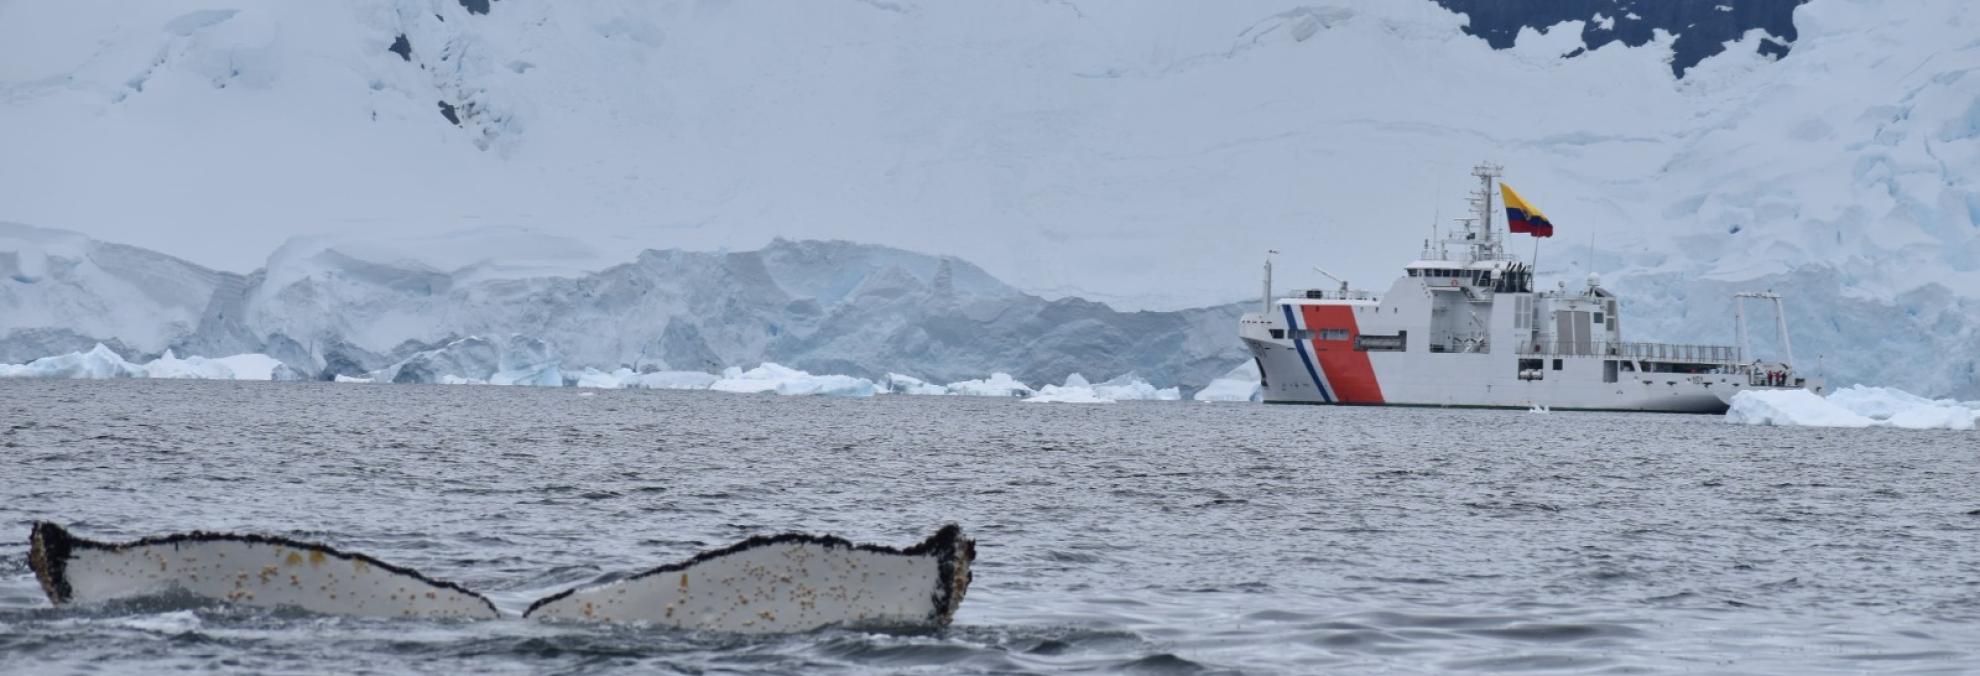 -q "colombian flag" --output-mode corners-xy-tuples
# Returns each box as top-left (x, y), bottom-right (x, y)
(1500, 183), (1555, 238)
